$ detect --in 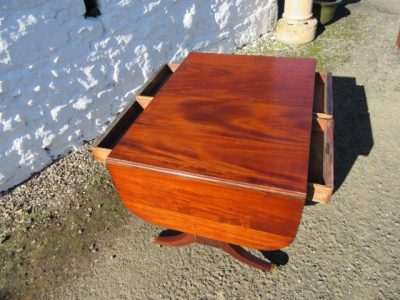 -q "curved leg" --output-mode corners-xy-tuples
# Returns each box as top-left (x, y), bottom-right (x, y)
(221, 243), (275, 272)
(155, 230), (196, 247)
(154, 230), (276, 272)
